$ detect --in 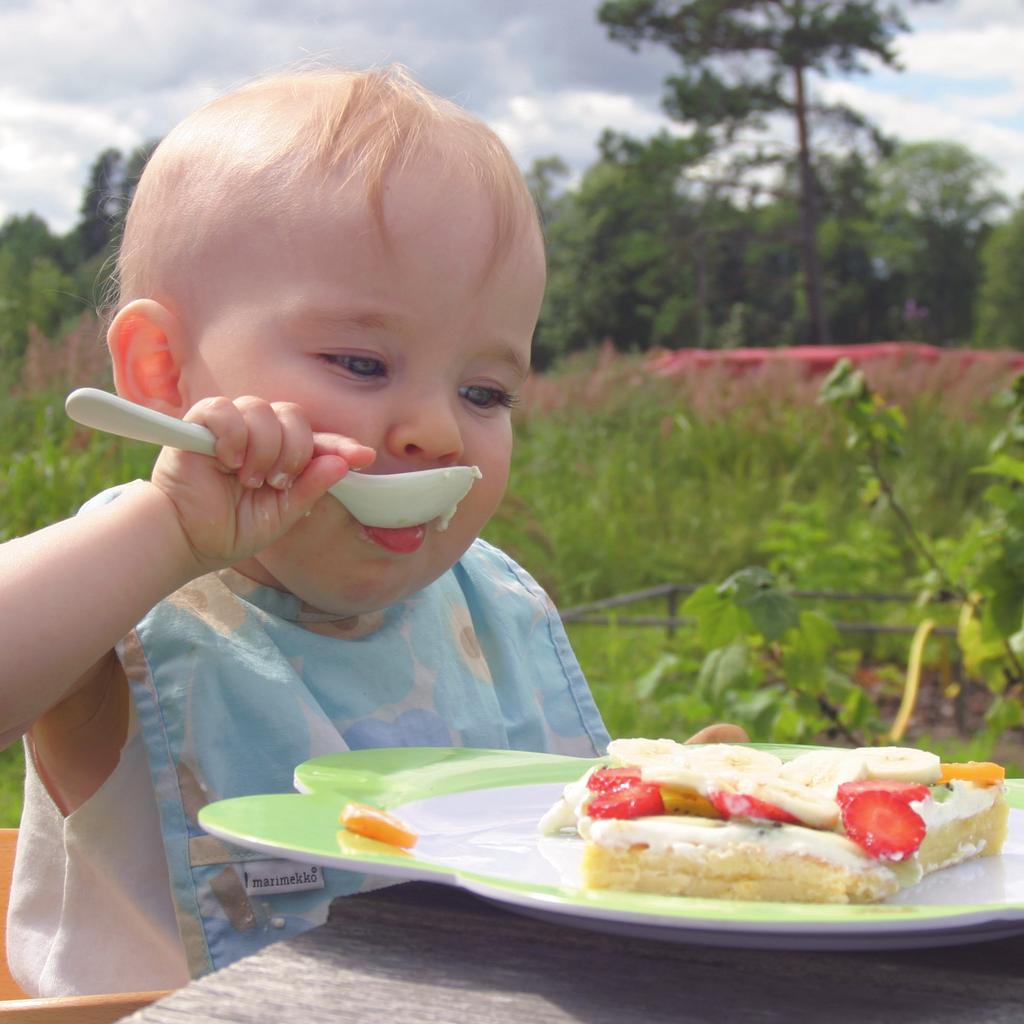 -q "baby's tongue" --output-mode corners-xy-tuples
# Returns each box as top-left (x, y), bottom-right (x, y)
(363, 524), (427, 554)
